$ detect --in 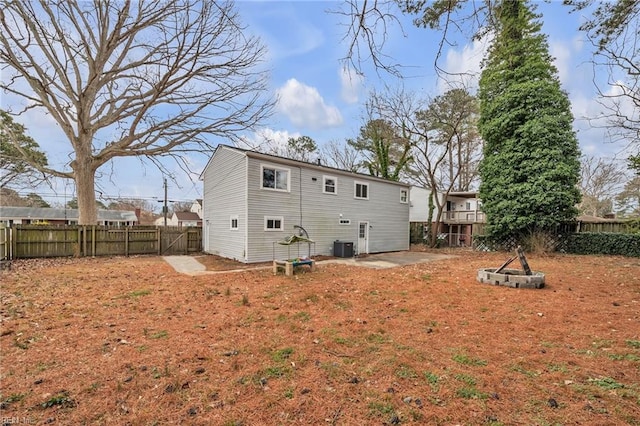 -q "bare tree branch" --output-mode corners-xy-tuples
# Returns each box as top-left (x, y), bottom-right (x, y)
(584, 22), (639, 154)
(334, 0), (495, 78)
(332, 0), (405, 77)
